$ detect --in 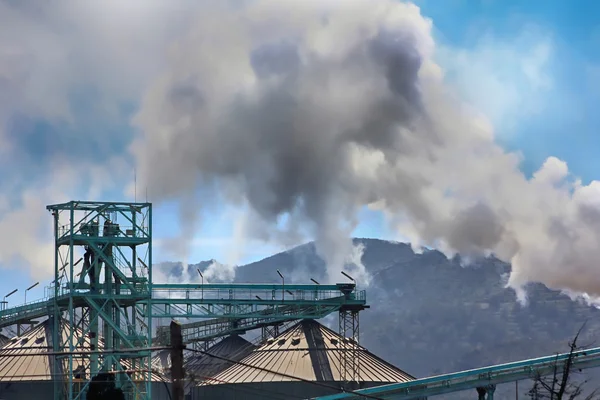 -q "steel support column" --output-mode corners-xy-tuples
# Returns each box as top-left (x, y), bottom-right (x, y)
(338, 308), (360, 385)
(262, 324), (280, 341)
(47, 201), (152, 400)
(487, 384), (496, 400)
(476, 384), (496, 400)
(476, 387), (486, 400)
